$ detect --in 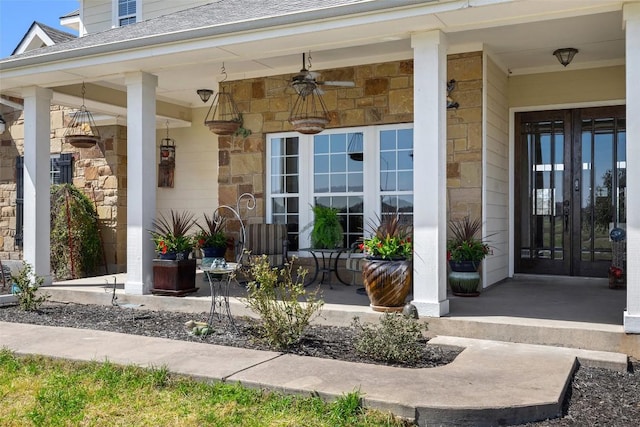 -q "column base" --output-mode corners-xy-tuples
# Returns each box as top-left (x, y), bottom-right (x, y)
(411, 299), (450, 317)
(624, 311), (640, 333)
(125, 280), (149, 295)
